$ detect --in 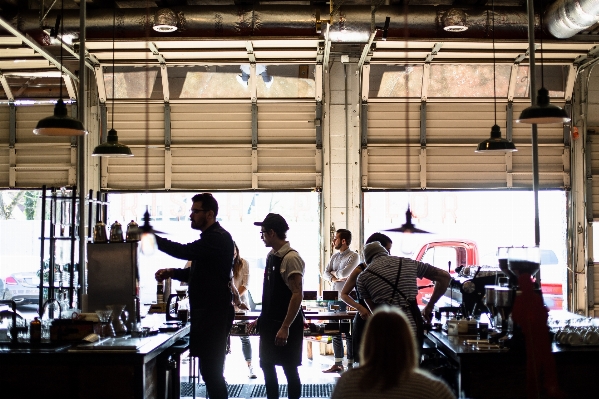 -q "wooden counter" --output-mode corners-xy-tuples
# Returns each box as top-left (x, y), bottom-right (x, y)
(0, 315), (189, 399)
(428, 329), (599, 399)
